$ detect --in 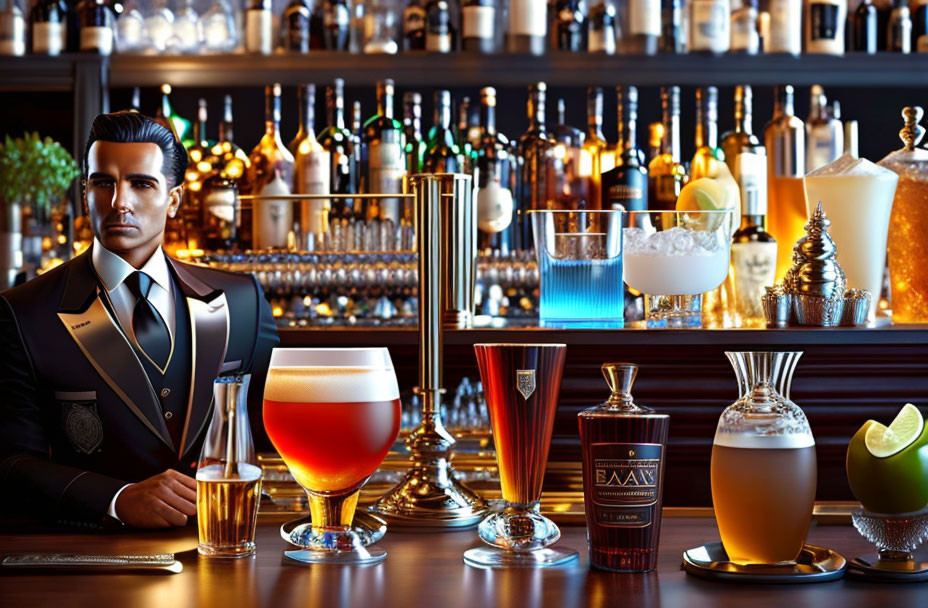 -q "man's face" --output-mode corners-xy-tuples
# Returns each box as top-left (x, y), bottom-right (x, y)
(84, 141), (182, 258)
